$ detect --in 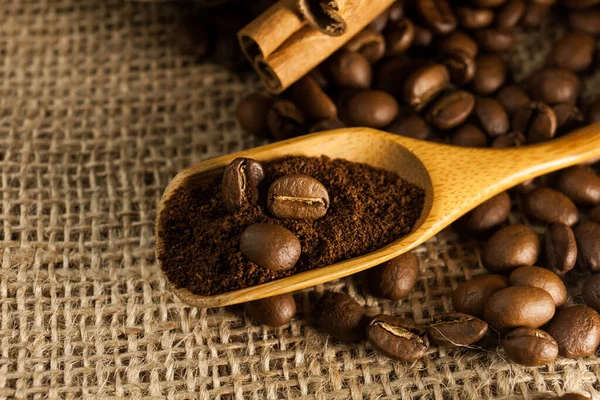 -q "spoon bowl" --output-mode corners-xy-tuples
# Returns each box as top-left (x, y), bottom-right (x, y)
(156, 124), (600, 308)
